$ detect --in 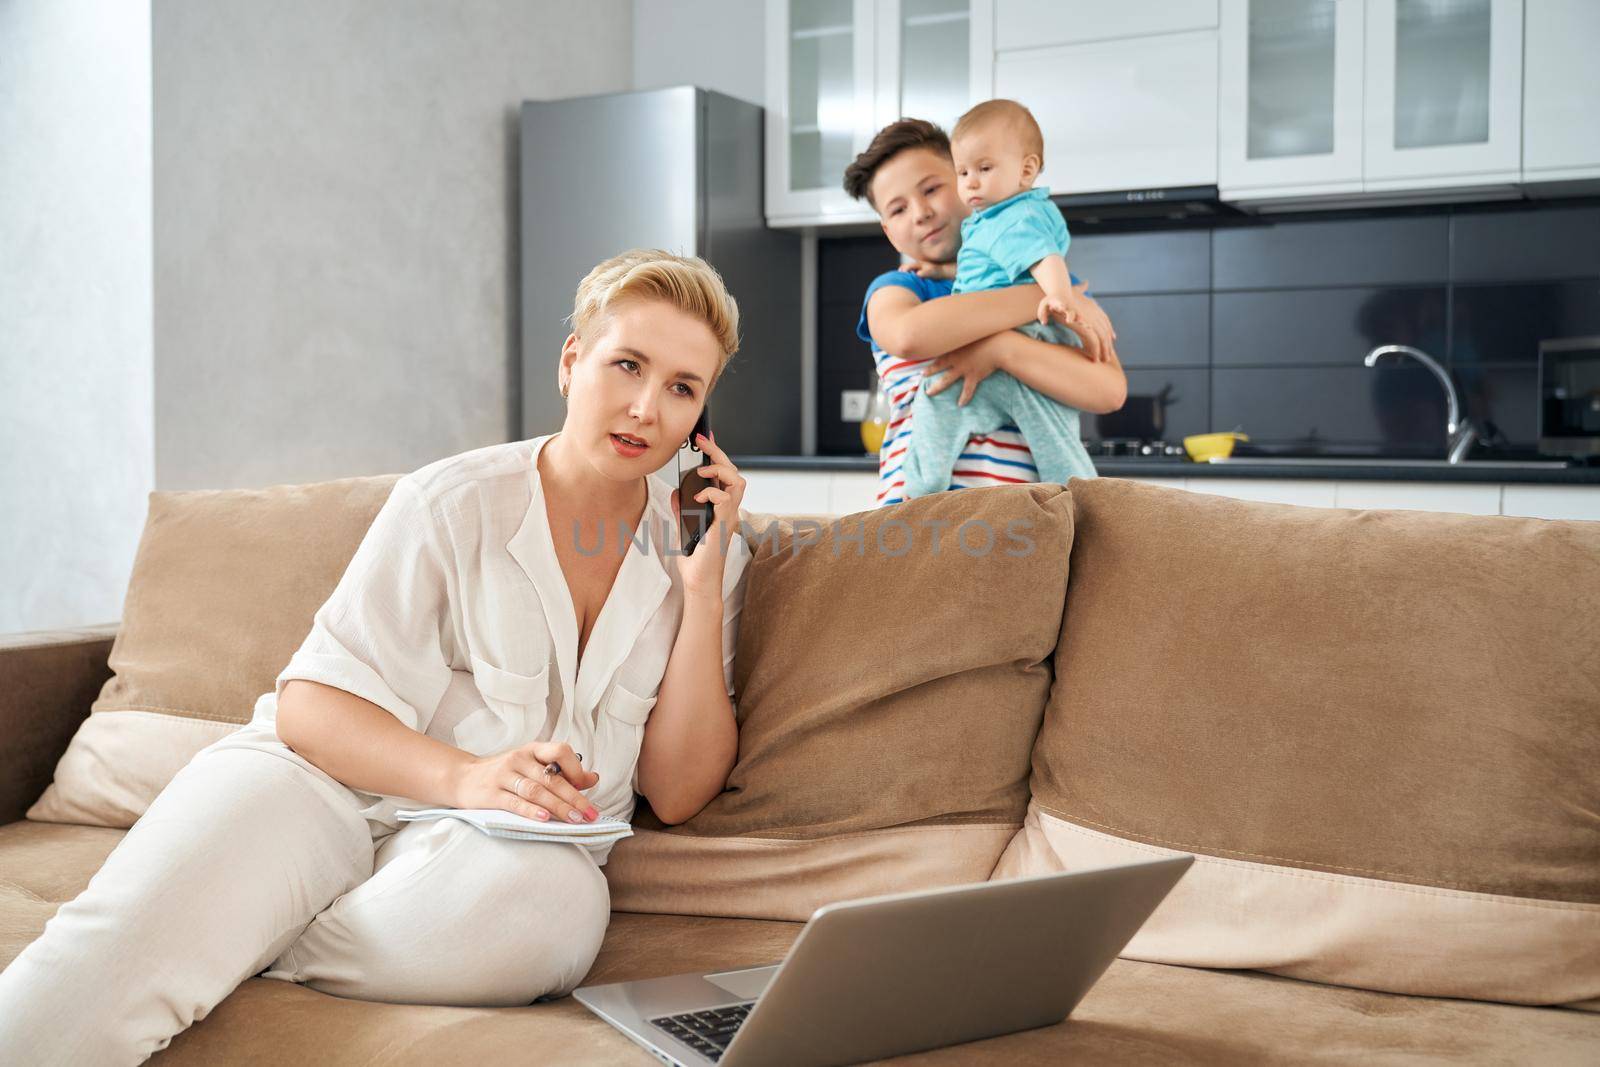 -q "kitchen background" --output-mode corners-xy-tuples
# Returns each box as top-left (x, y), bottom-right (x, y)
(5, 0), (1600, 634)
(815, 201), (1600, 457)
